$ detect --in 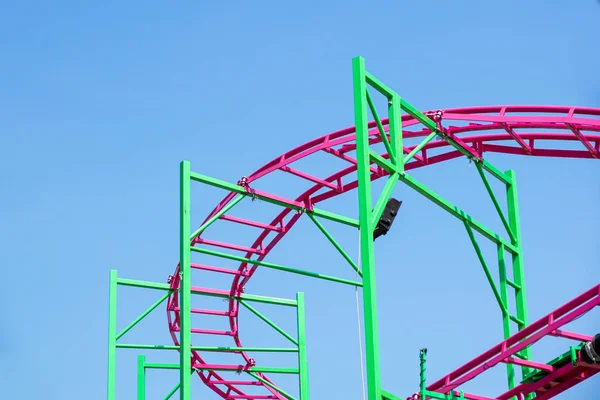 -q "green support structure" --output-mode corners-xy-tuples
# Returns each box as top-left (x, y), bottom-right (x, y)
(137, 355), (146, 400)
(297, 292), (310, 400)
(179, 160), (192, 400)
(506, 170), (531, 381)
(418, 349), (465, 400)
(107, 270), (117, 400)
(108, 57), (535, 399)
(106, 264), (308, 399)
(351, 56), (531, 396)
(353, 55), (384, 400)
